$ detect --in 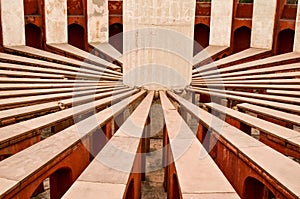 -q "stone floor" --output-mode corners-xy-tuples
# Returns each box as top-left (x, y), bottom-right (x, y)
(141, 139), (167, 199)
